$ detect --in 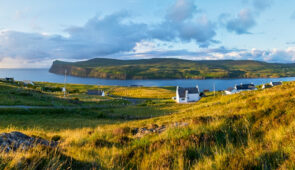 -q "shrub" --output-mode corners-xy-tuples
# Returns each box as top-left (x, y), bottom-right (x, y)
(51, 135), (61, 142)
(117, 136), (132, 145)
